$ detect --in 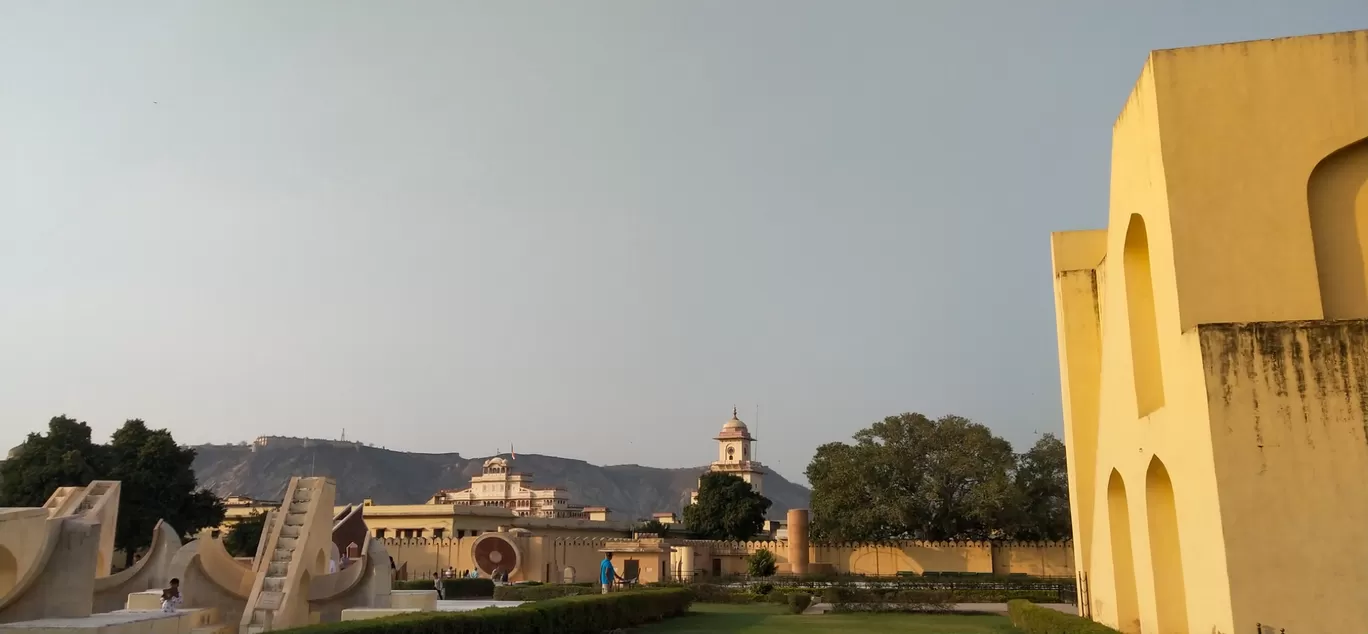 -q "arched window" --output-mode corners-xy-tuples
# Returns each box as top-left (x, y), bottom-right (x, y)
(1309, 137), (1368, 318)
(1124, 214), (1165, 416)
